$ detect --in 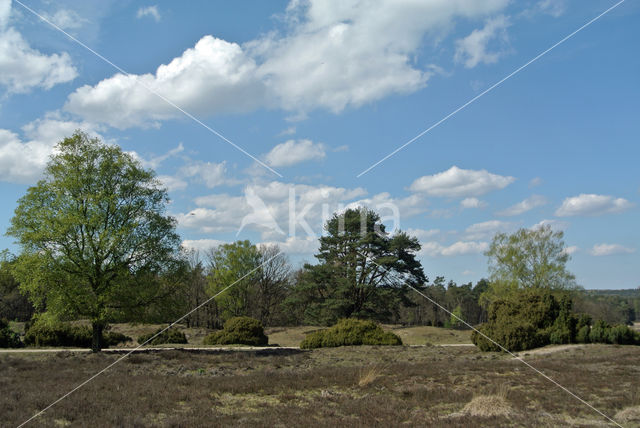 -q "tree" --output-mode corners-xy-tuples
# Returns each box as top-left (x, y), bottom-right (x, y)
(206, 241), (291, 326)
(0, 250), (34, 321)
(482, 225), (578, 304)
(288, 207), (426, 325)
(7, 131), (182, 351)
